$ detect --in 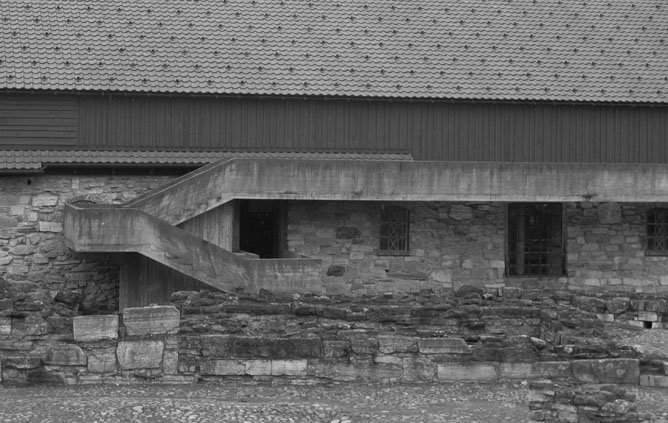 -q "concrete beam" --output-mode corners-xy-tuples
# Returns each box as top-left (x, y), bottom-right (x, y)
(122, 159), (668, 225)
